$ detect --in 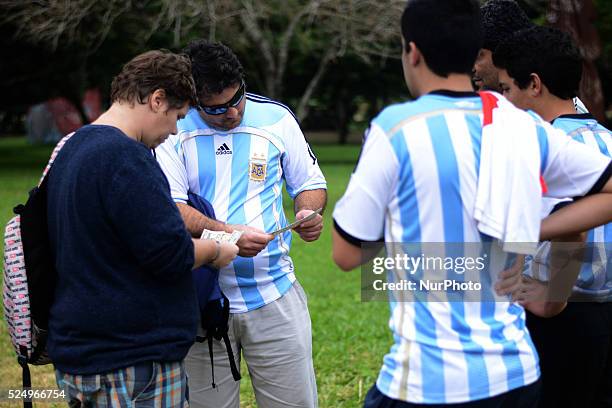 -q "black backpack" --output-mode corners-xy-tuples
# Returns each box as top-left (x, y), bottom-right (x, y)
(3, 133), (74, 408)
(187, 191), (241, 388)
